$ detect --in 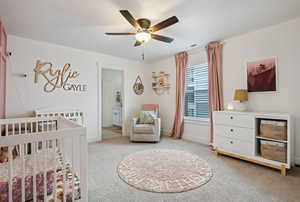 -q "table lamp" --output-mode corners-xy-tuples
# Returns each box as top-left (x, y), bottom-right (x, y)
(233, 89), (248, 111)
